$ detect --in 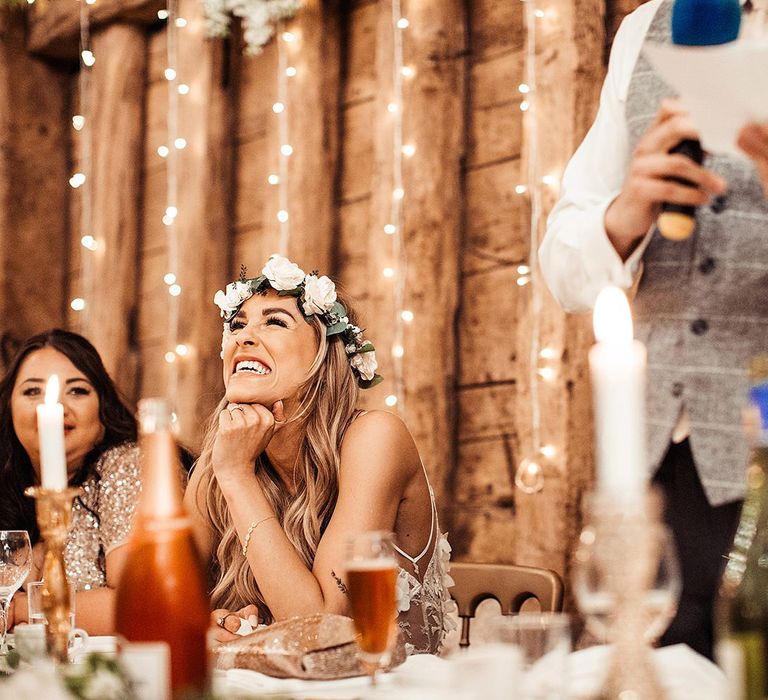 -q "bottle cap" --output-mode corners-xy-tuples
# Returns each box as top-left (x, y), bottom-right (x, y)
(748, 356), (768, 431)
(137, 398), (174, 432)
(672, 0), (741, 46)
